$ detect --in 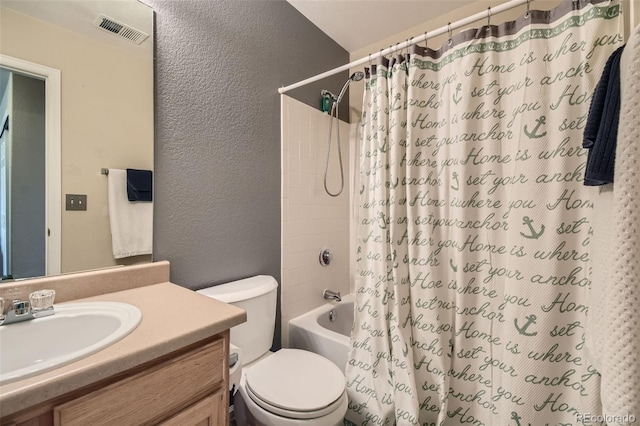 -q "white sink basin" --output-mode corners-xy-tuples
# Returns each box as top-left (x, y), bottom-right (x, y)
(0, 301), (142, 385)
